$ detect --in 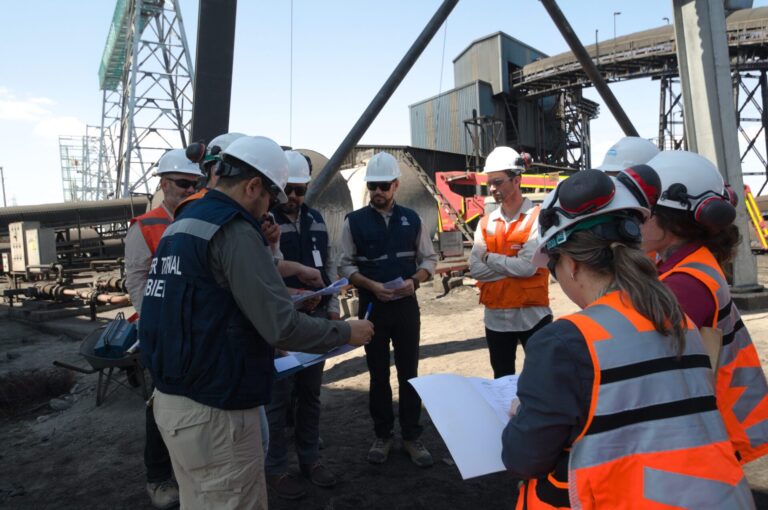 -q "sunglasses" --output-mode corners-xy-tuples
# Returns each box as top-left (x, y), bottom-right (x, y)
(284, 184), (307, 197)
(166, 177), (199, 190)
(367, 181), (393, 192)
(546, 252), (560, 280)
